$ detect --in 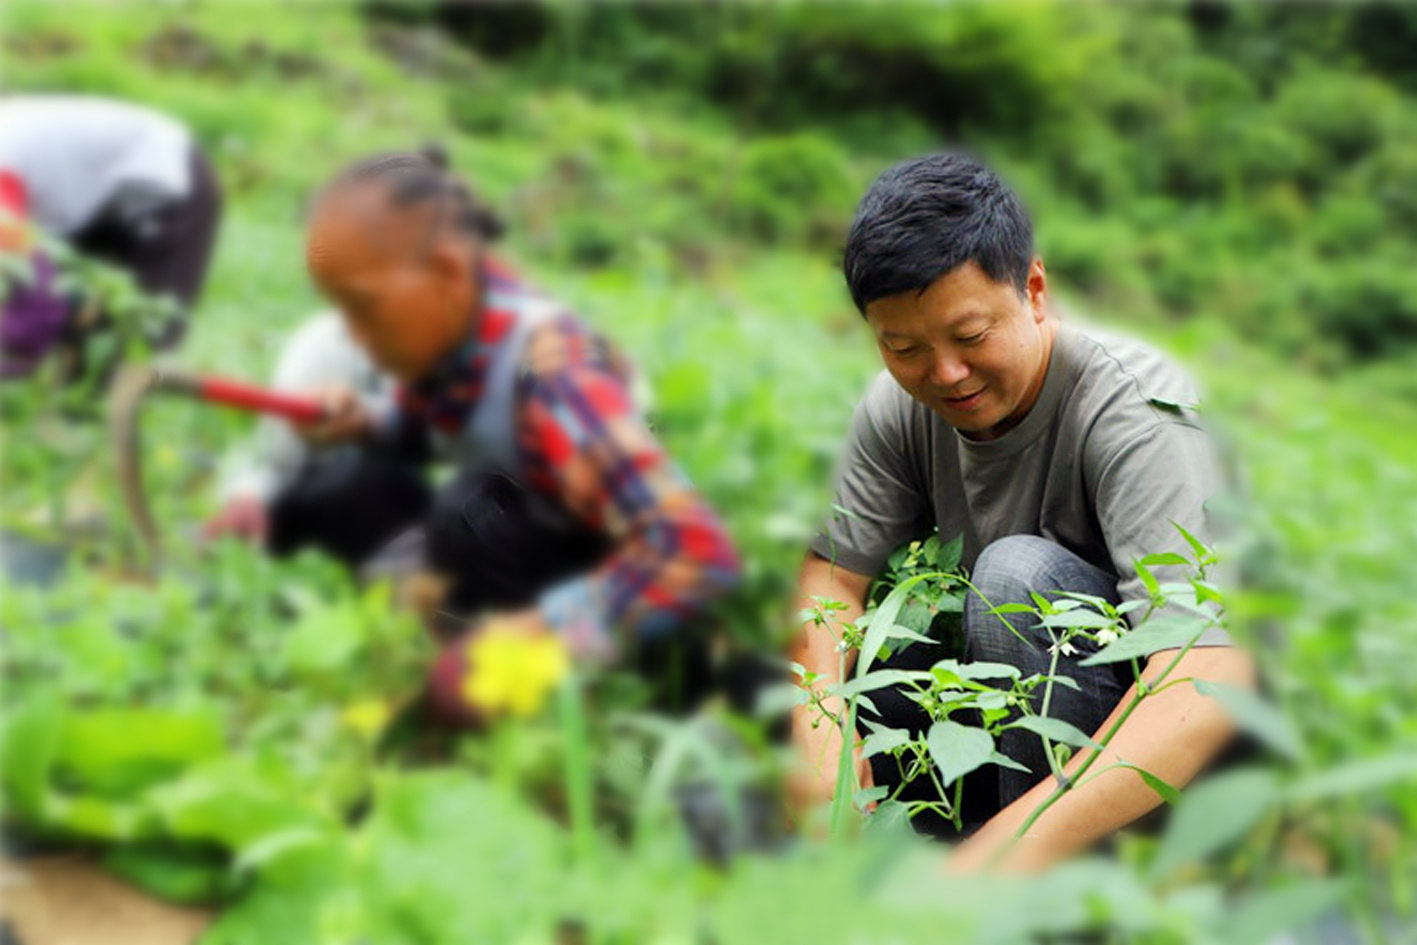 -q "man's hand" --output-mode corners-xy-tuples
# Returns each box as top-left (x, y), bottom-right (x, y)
(786, 553), (874, 827)
(943, 645), (1256, 875)
(202, 495), (269, 545)
(788, 713), (876, 819)
(292, 384), (371, 445)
